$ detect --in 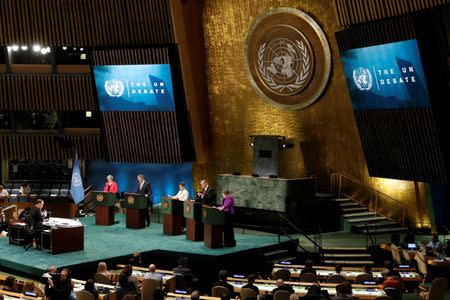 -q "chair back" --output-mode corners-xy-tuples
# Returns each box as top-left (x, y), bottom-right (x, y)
(273, 290), (291, 300)
(354, 273), (375, 284)
(76, 290), (95, 300)
(94, 273), (111, 285)
(240, 287), (258, 300)
(390, 244), (402, 265)
(428, 278), (448, 300)
(273, 269), (291, 281)
(174, 274), (188, 290)
(327, 274), (346, 283)
(299, 273), (318, 283)
(415, 251), (428, 276)
(211, 285), (231, 297)
(141, 278), (160, 300)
